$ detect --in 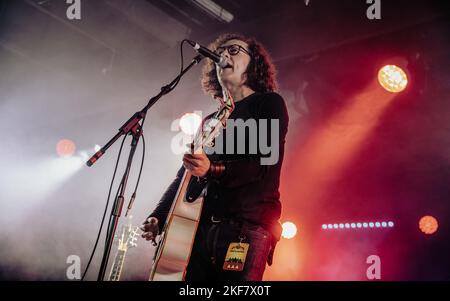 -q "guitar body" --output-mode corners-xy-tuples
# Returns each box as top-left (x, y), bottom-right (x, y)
(149, 171), (205, 281)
